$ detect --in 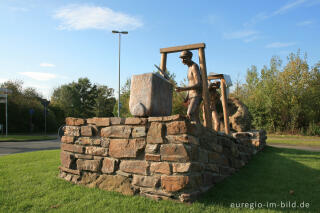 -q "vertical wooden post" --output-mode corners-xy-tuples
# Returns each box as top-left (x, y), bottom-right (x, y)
(160, 53), (167, 75)
(198, 48), (212, 129)
(220, 78), (230, 135)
